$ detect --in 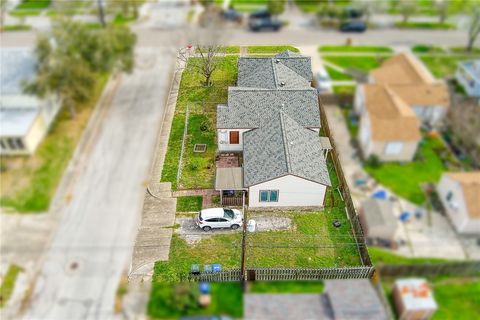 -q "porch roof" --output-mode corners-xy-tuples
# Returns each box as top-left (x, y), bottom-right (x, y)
(215, 167), (244, 190)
